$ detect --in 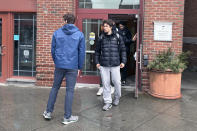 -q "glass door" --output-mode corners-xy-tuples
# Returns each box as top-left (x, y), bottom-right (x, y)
(0, 13), (36, 83)
(77, 14), (108, 83)
(82, 19), (102, 75)
(0, 14), (8, 82)
(13, 14), (36, 77)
